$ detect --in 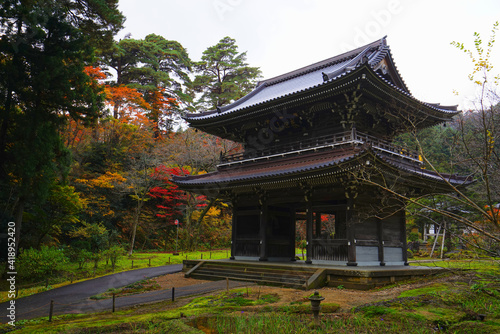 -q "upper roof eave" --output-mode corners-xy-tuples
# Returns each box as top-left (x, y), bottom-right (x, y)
(184, 37), (389, 121)
(184, 40), (459, 128)
(184, 65), (459, 132)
